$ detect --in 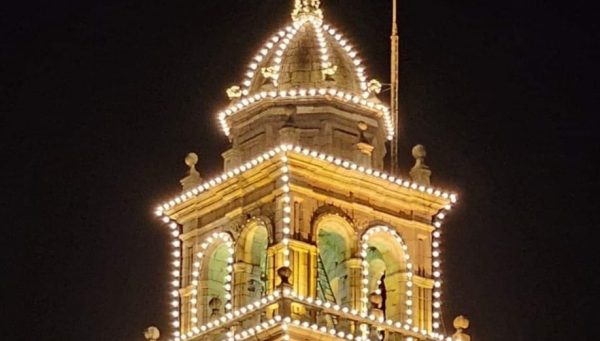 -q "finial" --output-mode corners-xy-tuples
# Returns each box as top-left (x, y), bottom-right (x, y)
(368, 292), (383, 309)
(261, 66), (279, 86)
(452, 315), (471, 341)
(185, 152), (198, 170)
(226, 85), (242, 100)
(292, 0), (323, 25)
(143, 326), (160, 341)
(409, 144), (432, 186)
(322, 63), (337, 81)
(368, 292), (384, 320)
(367, 79), (382, 95)
(181, 152), (202, 191)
